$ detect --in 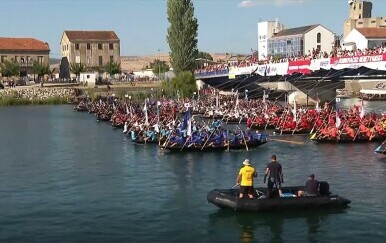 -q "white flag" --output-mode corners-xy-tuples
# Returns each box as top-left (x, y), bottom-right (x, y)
(144, 101), (149, 125)
(316, 100), (320, 112)
(360, 99), (365, 119)
(336, 115), (341, 128)
(293, 99), (297, 122)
